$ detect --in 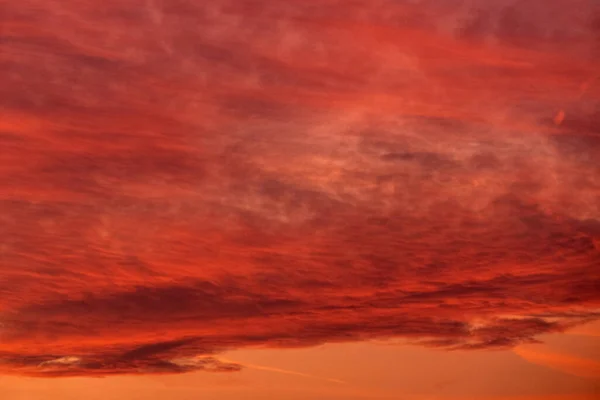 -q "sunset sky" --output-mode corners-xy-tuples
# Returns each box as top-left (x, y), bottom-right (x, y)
(1, 0), (599, 399)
